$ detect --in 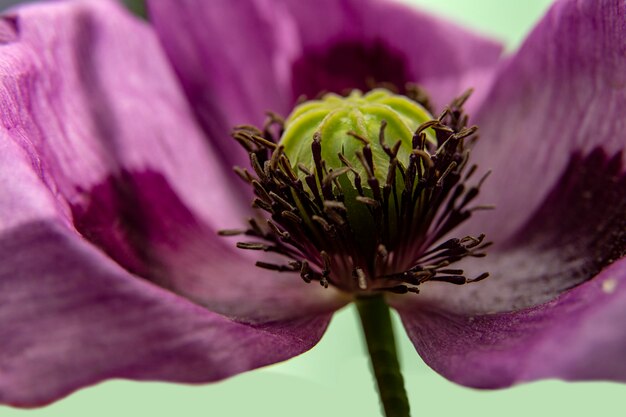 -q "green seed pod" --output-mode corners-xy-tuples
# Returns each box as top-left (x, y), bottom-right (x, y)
(280, 89), (435, 184)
